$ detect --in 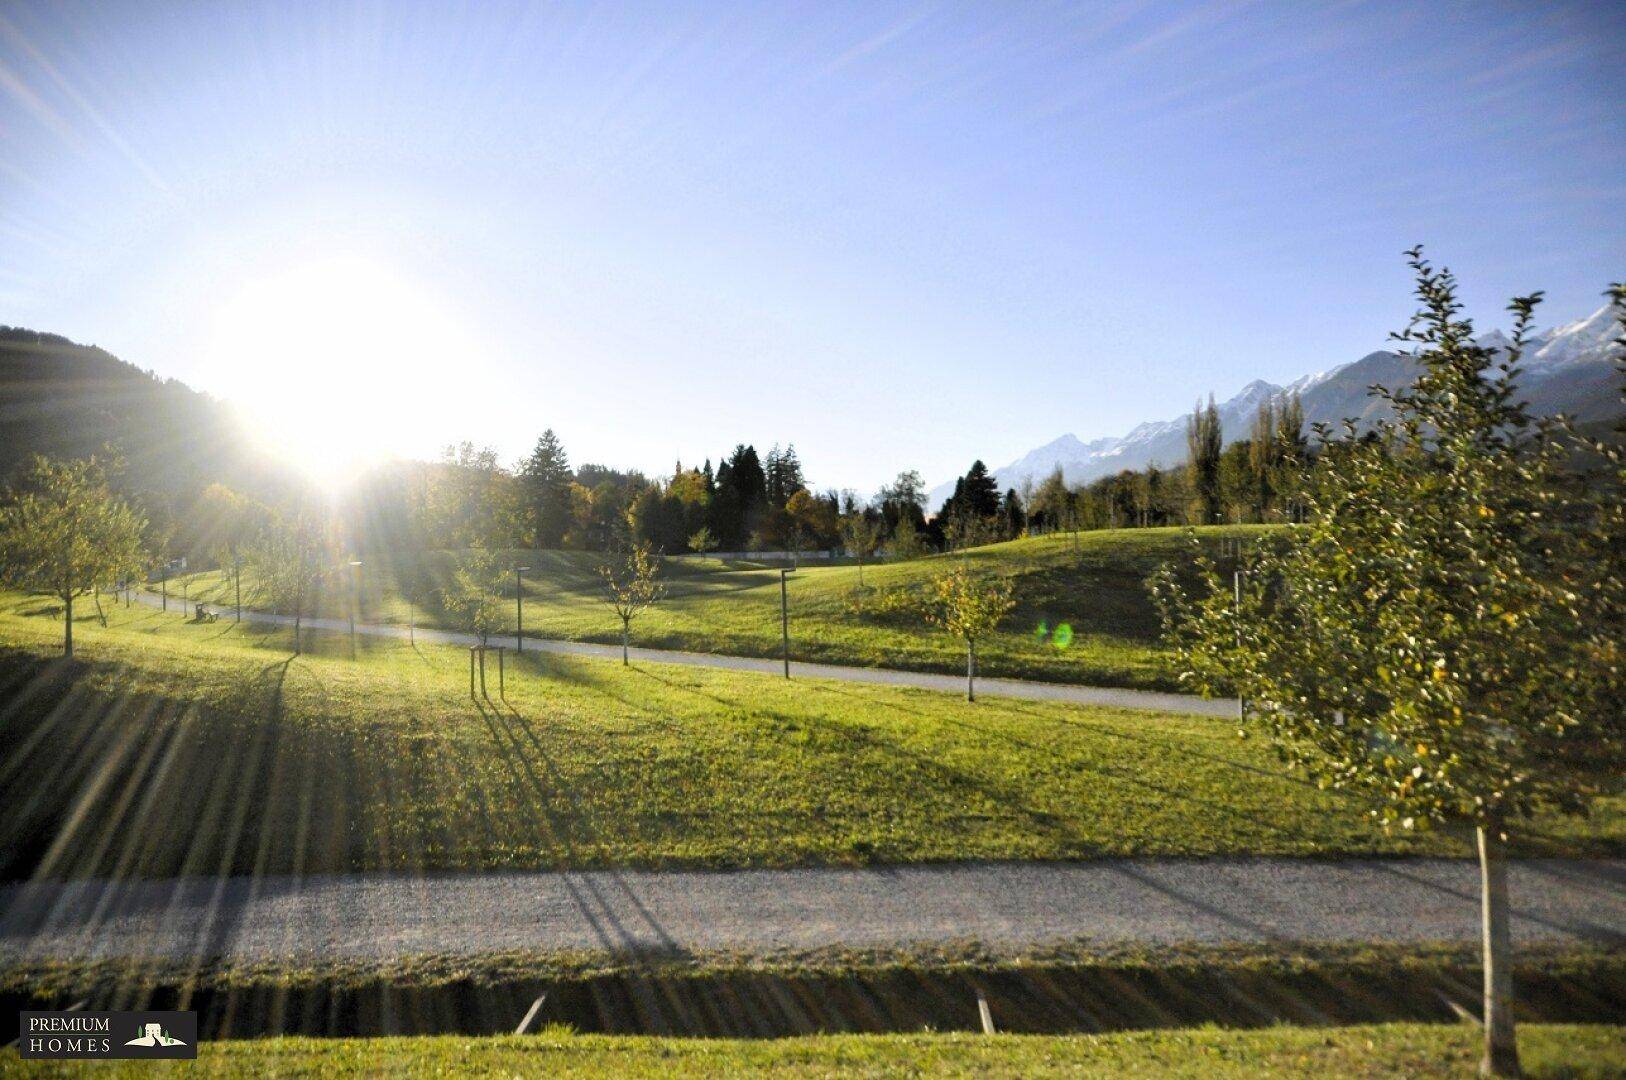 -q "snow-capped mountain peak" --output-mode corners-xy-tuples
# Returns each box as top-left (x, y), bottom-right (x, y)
(926, 306), (1621, 509)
